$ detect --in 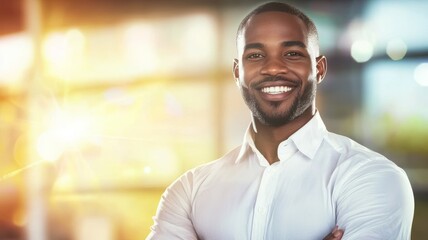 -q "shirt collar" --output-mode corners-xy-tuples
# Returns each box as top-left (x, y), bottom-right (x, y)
(236, 125), (255, 163)
(235, 111), (327, 164)
(289, 111), (327, 159)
